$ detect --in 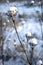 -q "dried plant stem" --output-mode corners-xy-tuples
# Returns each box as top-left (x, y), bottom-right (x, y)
(0, 16), (4, 65)
(12, 18), (31, 65)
